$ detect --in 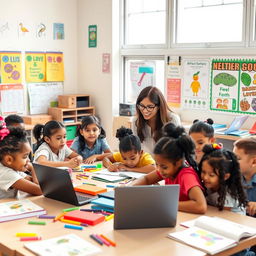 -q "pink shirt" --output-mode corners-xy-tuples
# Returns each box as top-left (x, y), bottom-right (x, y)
(157, 167), (203, 201)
